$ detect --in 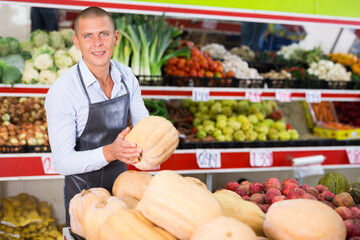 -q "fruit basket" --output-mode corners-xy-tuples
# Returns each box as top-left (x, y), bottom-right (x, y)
(165, 75), (236, 87)
(26, 145), (51, 153)
(137, 75), (164, 86)
(0, 145), (26, 153)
